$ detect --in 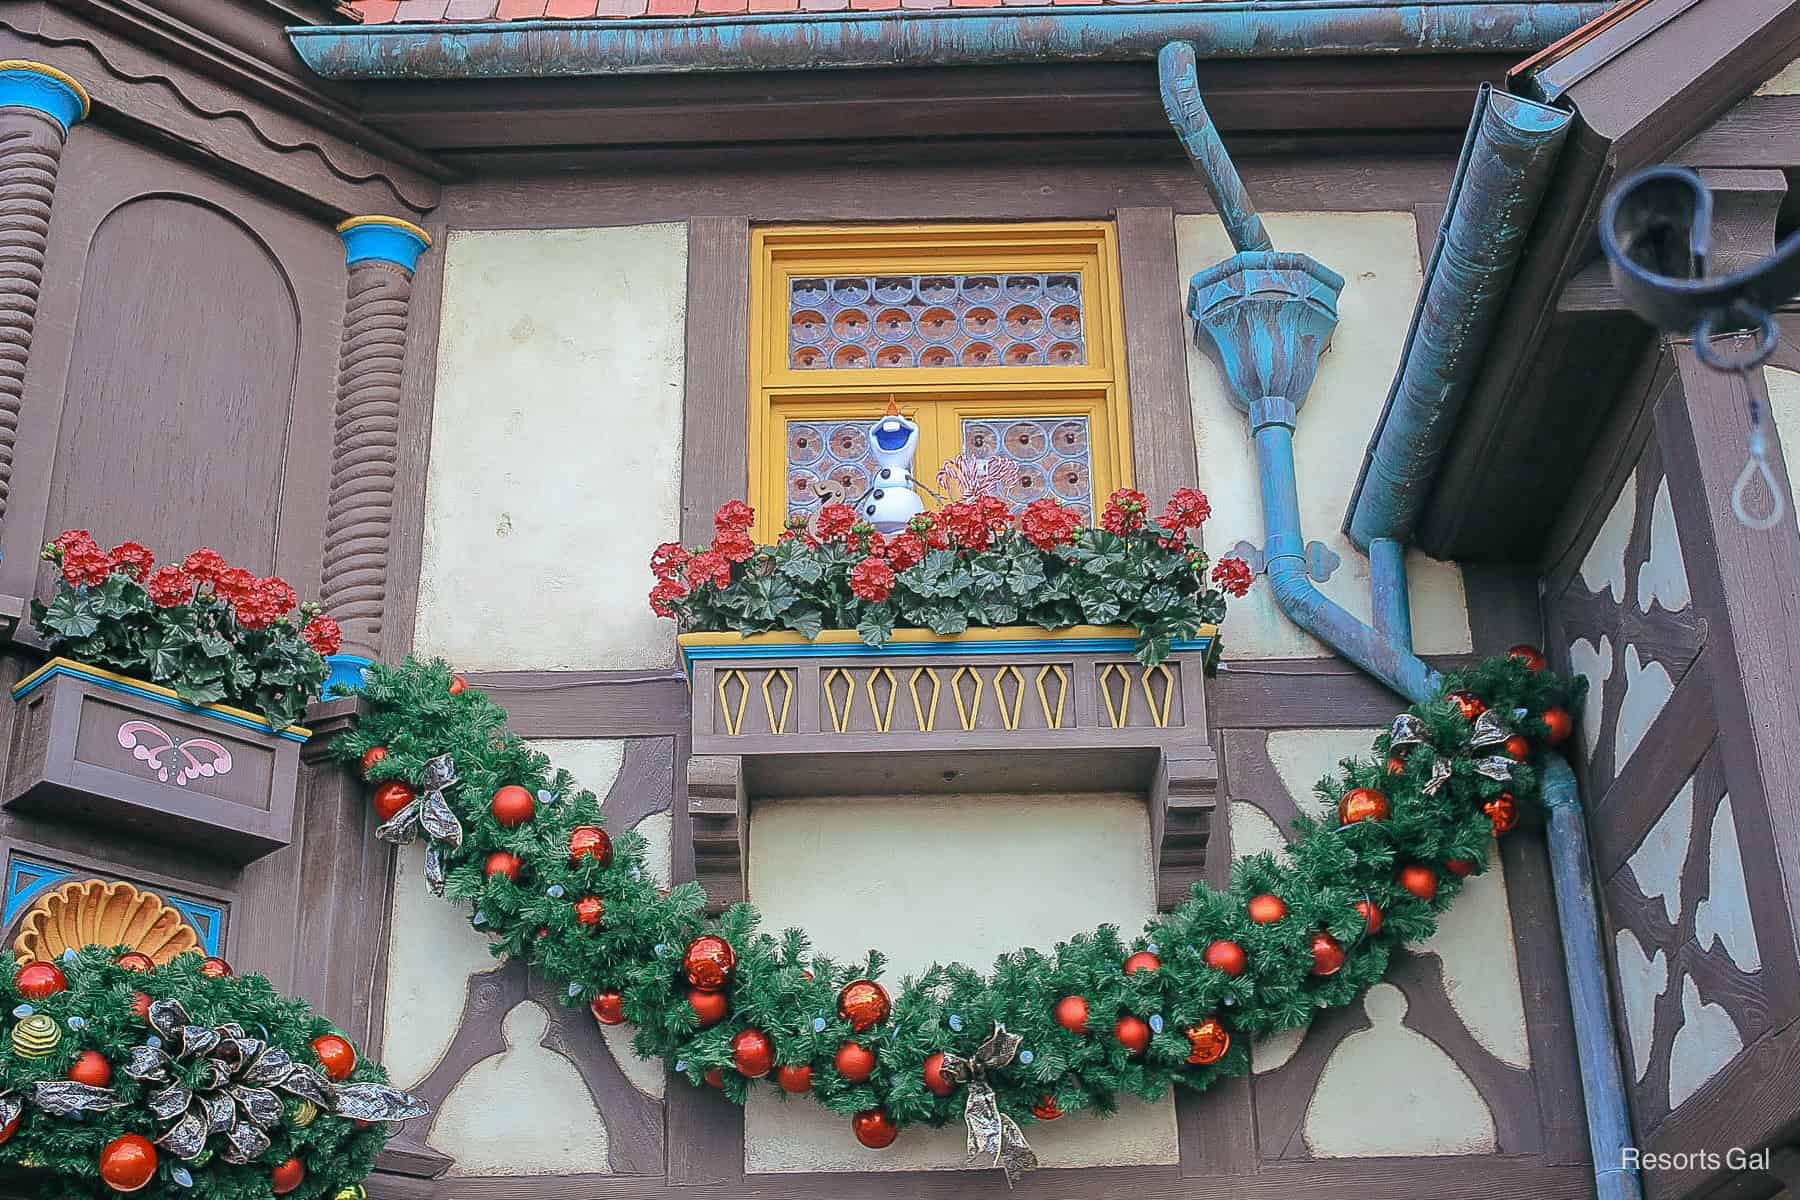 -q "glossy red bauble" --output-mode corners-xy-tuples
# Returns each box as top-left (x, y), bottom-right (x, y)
(483, 851), (522, 881)
(15, 962), (66, 999)
(575, 896), (605, 926)
(490, 784), (535, 828)
(312, 1034), (357, 1081)
(115, 952), (155, 973)
(1356, 900), (1384, 936)
(198, 957), (232, 978)
(1447, 689), (1487, 721)
(372, 780), (414, 822)
(130, 991), (153, 1021)
(1508, 644), (1548, 672)
(1504, 735), (1531, 761)
(69, 1050), (112, 1087)
(0, 1114), (16, 1145)
(99, 1134), (158, 1193)
(1203, 939), (1247, 977)
(590, 991), (626, 1026)
(922, 1051), (955, 1097)
(688, 988), (728, 1028)
(1386, 754), (1407, 776)
(1397, 864), (1439, 901)
(1445, 858), (1477, 877)
(852, 1108), (899, 1149)
(838, 980), (891, 1032)
(731, 1028), (774, 1078)
(271, 1157), (305, 1196)
(1053, 994), (1090, 1034)
(1541, 706), (1573, 747)
(1247, 893), (1288, 924)
(448, 674), (468, 695)
(1338, 787), (1391, 826)
(704, 1068), (725, 1089)
(569, 825), (613, 867)
(1184, 1017), (1231, 1065)
(1032, 1095), (1063, 1121)
(1309, 930), (1346, 977)
(1114, 1015), (1151, 1058)
(1123, 950), (1161, 975)
(777, 1063), (813, 1093)
(683, 935), (735, 990)
(360, 746), (388, 776)
(835, 1041), (876, 1083)
(1485, 793), (1520, 835)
